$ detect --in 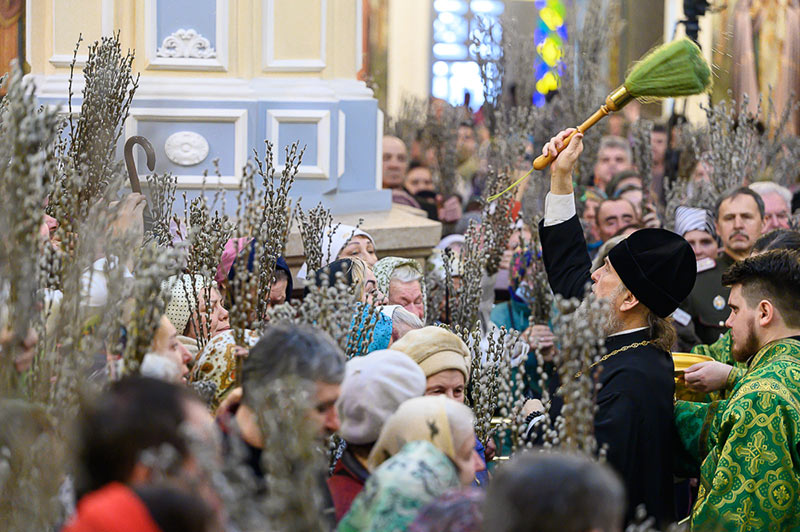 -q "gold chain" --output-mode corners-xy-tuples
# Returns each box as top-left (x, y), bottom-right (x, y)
(572, 340), (654, 379)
